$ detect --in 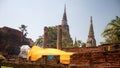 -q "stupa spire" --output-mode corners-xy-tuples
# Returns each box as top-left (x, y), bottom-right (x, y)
(62, 4), (67, 21)
(89, 16), (94, 37)
(86, 16), (96, 47)
(61, 4), (69, 31)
